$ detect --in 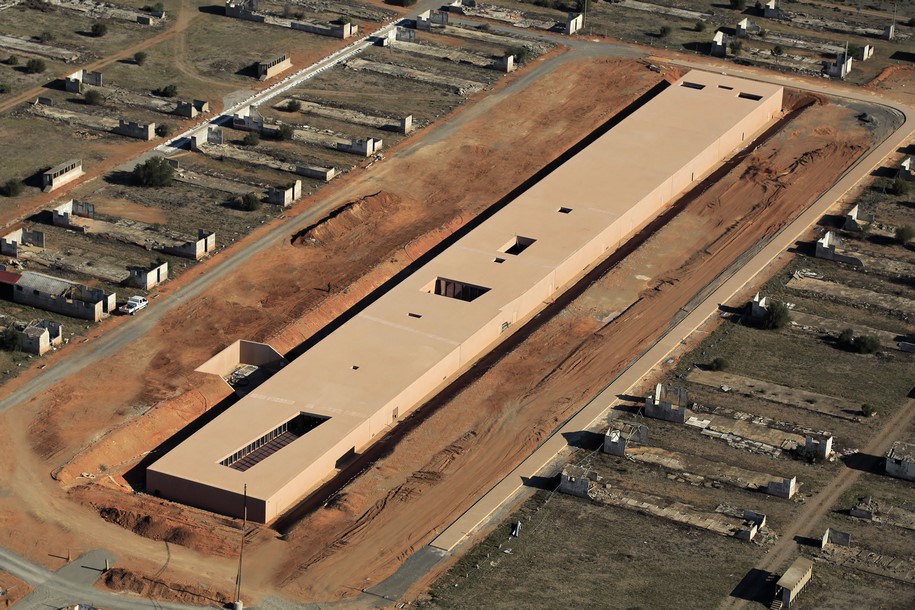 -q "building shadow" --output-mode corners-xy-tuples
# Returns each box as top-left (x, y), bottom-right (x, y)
(521, 474), (559, 490)
(890, 51), (915, 63)
(561, 430), (603, 450)
(841, 452), (885, 475)
(729, 568), (776, 604)
(198, 5), (224, 15)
